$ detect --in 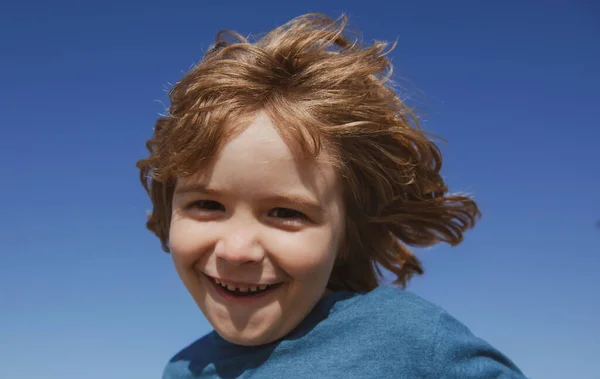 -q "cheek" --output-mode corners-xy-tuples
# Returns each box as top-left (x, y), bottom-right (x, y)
(266, 228), (340, 279)
(168, 218), (214, 266)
